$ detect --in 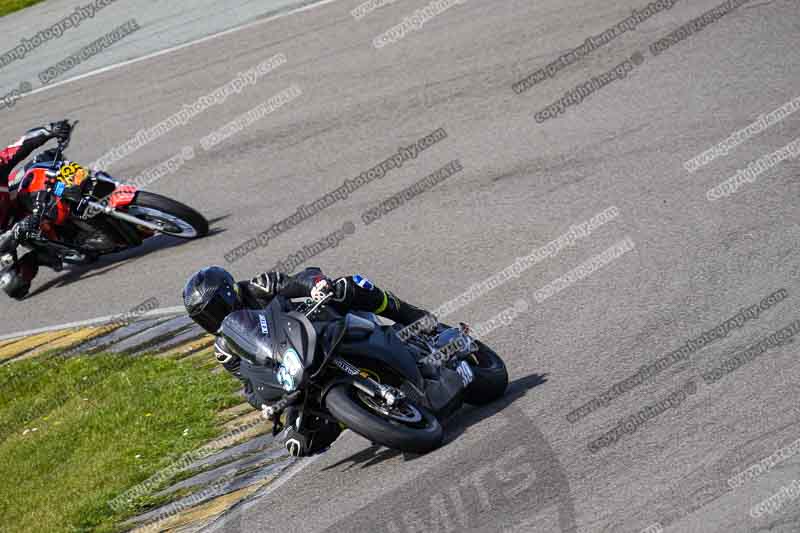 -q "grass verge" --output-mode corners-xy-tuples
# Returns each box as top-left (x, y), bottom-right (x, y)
(0, 0), (46, 18)
(0, 353), (242, 533)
